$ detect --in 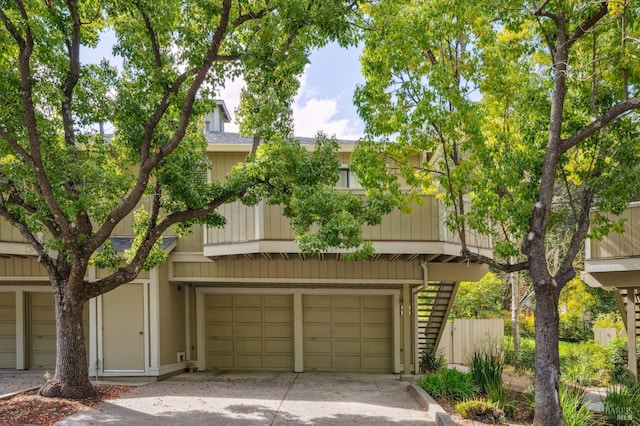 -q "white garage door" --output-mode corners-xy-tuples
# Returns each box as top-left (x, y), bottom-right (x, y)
(205, 294), (293, 370)
(303, 295), (392, 372)
(0, 293), (16, 368)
